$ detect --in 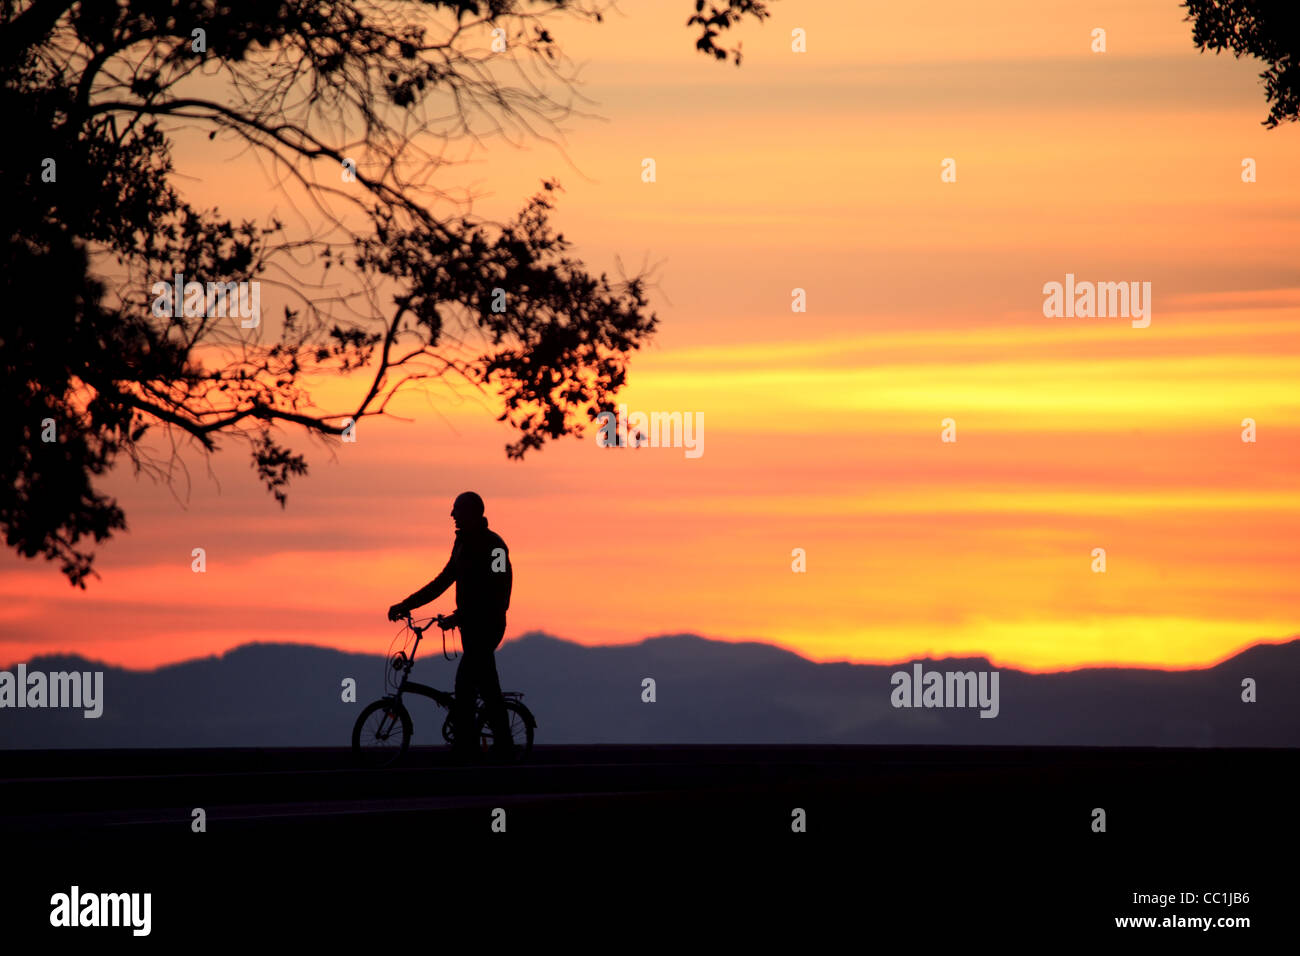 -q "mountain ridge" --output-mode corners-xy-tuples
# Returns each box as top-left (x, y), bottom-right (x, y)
(2, 632), (1296, 748)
